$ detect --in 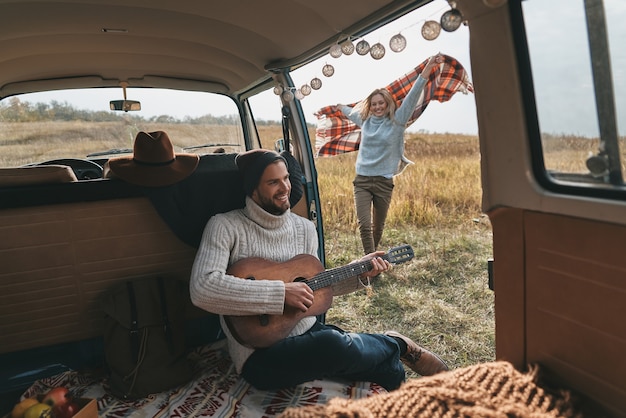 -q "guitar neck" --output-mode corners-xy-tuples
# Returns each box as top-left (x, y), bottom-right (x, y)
(304, 254), (391, 292)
